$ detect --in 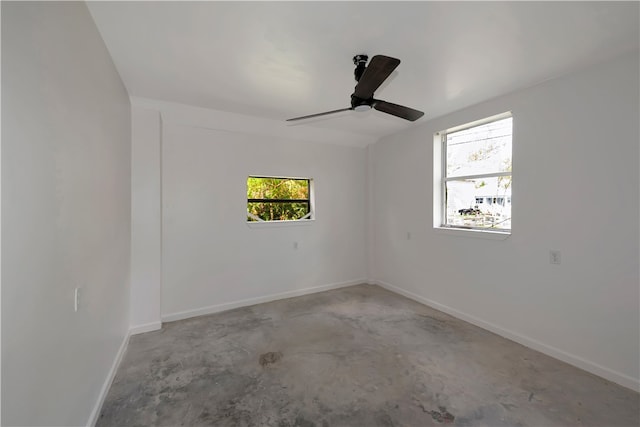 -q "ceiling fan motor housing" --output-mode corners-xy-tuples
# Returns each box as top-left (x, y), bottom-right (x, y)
(351, 94), (374, 111)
